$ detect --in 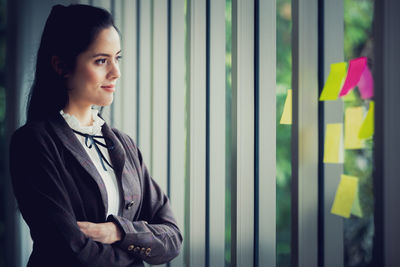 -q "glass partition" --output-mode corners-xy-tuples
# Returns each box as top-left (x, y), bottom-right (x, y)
(225, 0), (232, 265)
(276, 0), (292, 266)
(343, 1), (375, 266)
